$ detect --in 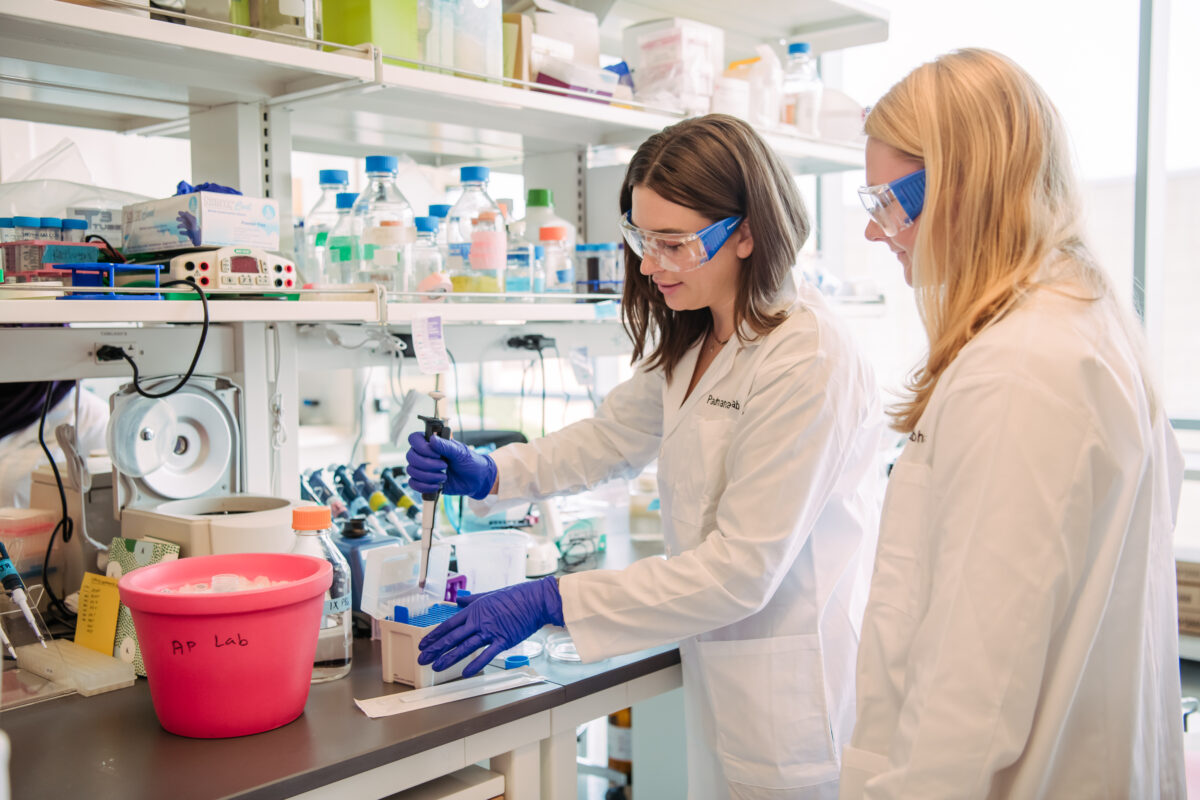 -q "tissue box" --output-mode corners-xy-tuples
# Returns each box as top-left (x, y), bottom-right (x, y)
(122, 192), (280, 255)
